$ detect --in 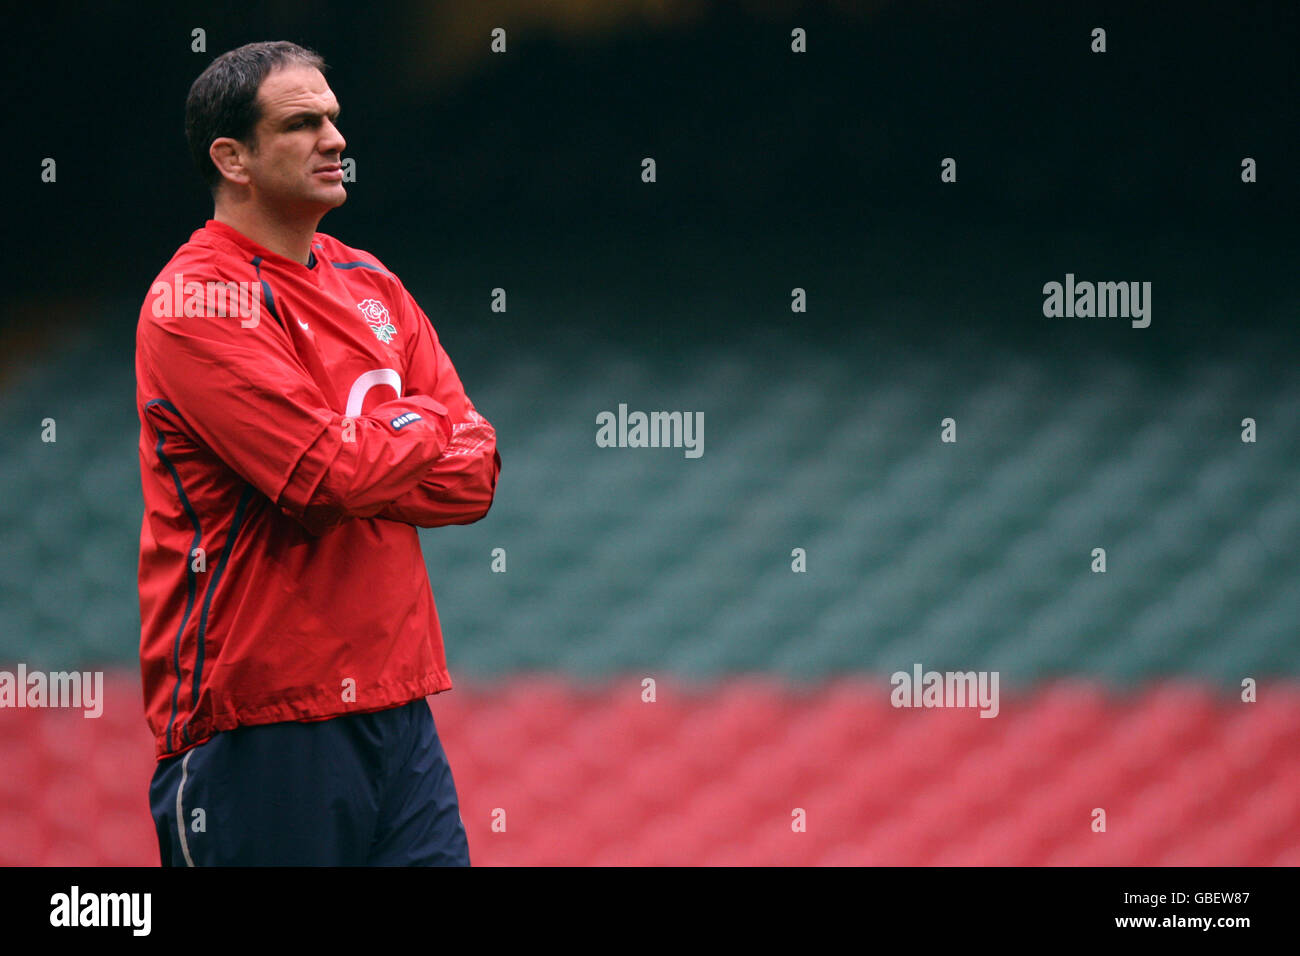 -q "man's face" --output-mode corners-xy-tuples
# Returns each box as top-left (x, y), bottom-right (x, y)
(241, 64), (347, 212)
